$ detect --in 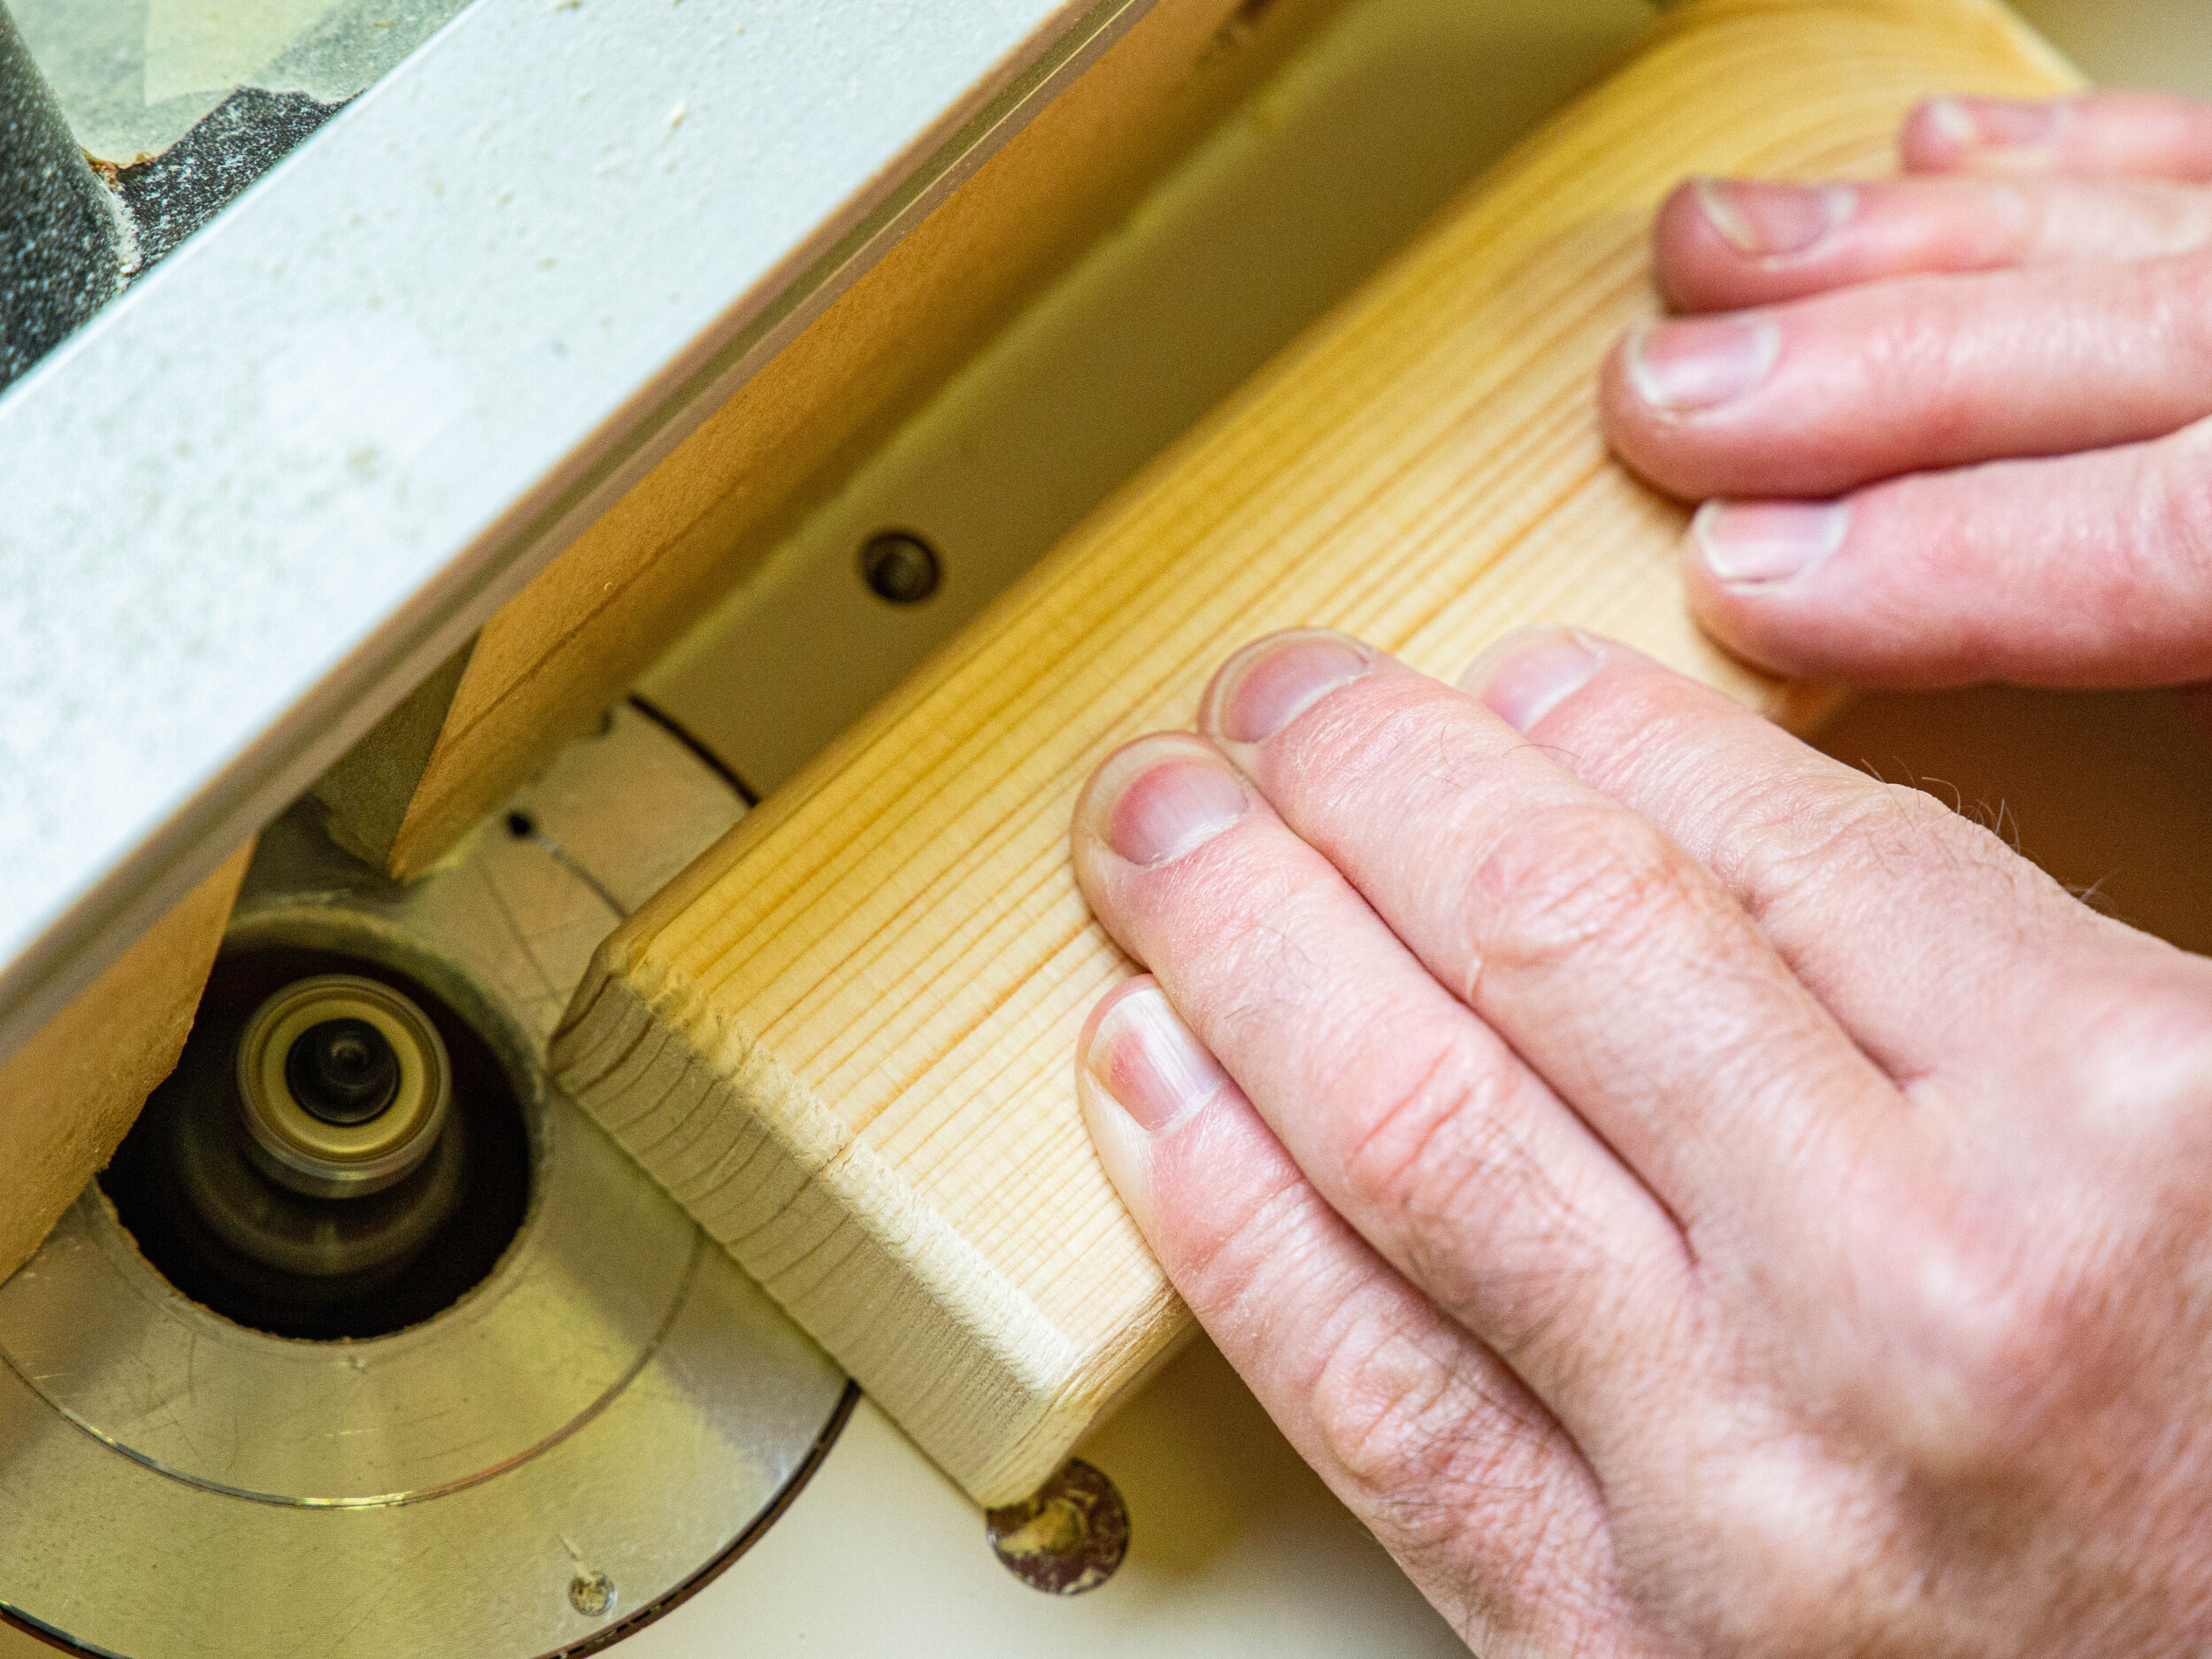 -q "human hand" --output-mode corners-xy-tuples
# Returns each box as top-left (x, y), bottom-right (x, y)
(1071, 625), (2212, 1655)
(1602, 92), (2212, 689)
